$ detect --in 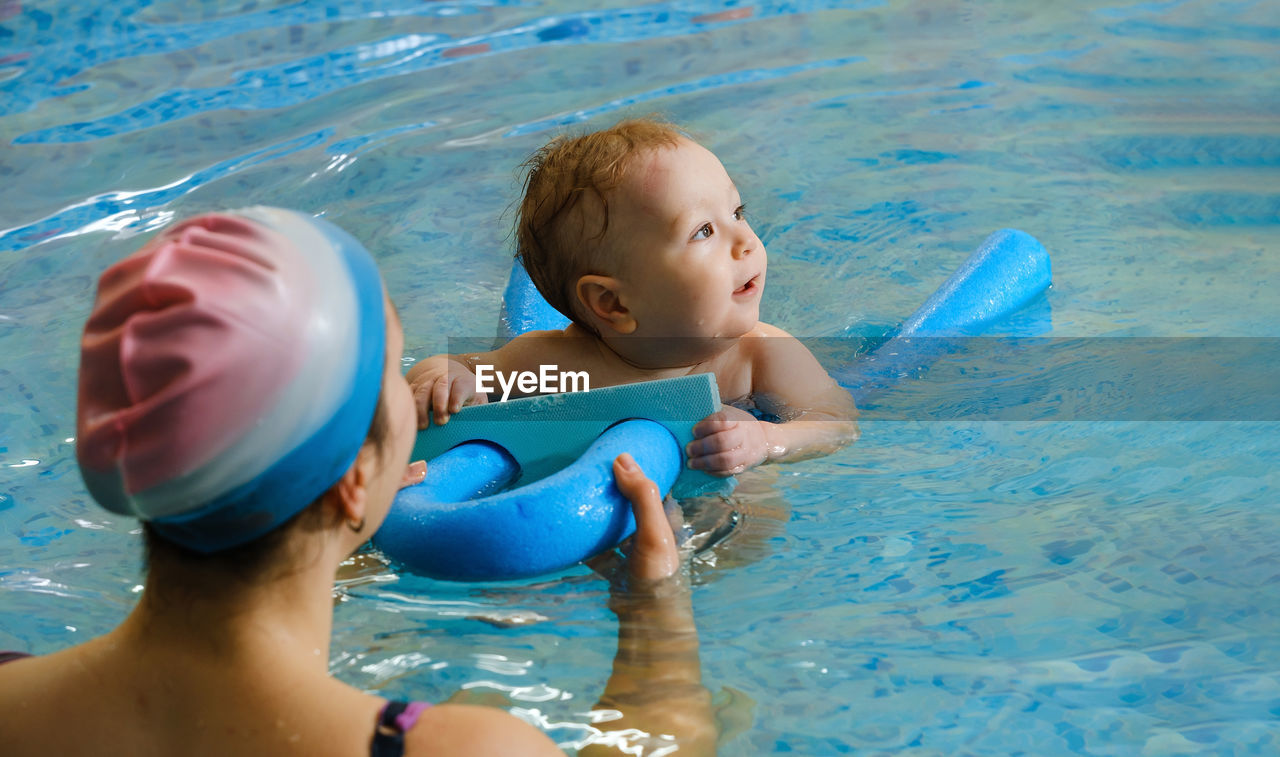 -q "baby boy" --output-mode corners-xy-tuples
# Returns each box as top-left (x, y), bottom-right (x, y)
(409, 118), (857, 476)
